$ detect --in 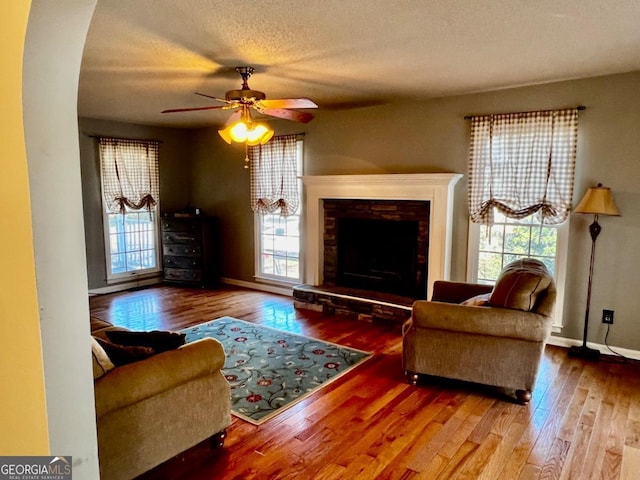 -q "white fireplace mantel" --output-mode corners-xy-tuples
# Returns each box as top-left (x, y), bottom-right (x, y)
(302, 173), (463, 300)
